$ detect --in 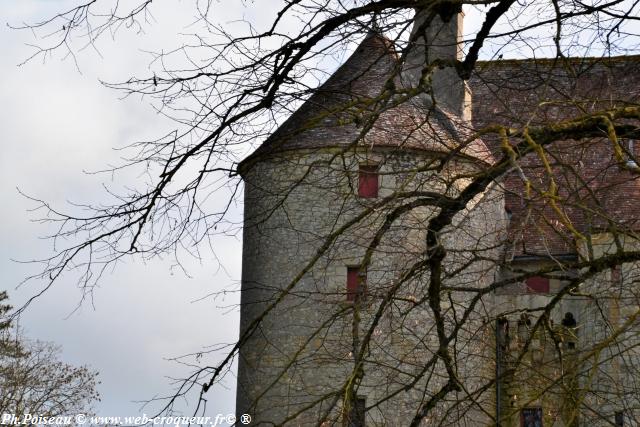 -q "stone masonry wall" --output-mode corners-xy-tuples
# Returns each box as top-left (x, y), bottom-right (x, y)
(237, 146), (505, 425)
